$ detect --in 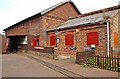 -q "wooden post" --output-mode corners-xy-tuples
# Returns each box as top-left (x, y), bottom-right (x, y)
(111, 56), (113, 71)
(110, 56), (111, 70)
(97, 55), (100, 68)
(103, 56), (105, 69)
(117, 56), (119, 72)
(53, 50), (55, 59)
(76, 52), (80, 64)
(115, 56), (117, 71)
(105, 55), (107, 69)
